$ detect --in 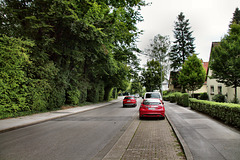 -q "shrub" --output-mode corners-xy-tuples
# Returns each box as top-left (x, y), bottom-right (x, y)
(189, 98), (240, 128)
(163, 90), (171, 96)
(175, 92), (183, 105)
(182, 93), (189, 107)
(212, 94), (225, 102)
(163, 92), (189, 107)
(199, 92), (209, 100)
(0, 35), (32, 115)
(67, 88), (81, 105)
(231, 97), (239, 104)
